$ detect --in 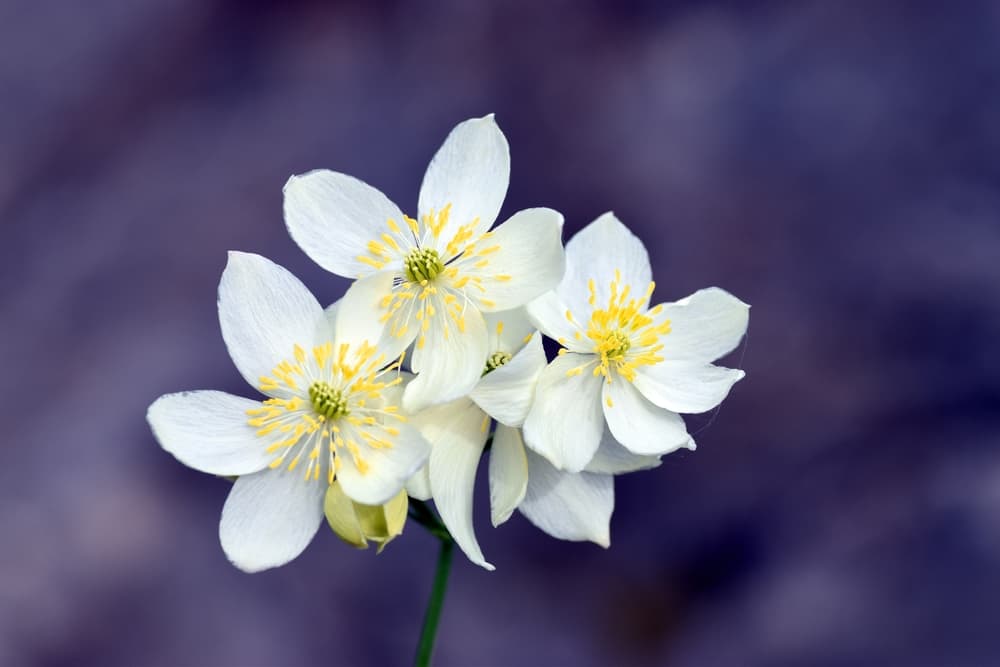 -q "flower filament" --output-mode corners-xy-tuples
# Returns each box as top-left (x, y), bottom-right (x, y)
(562, 270), (672, 383)
(246, 342), (407, 483)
